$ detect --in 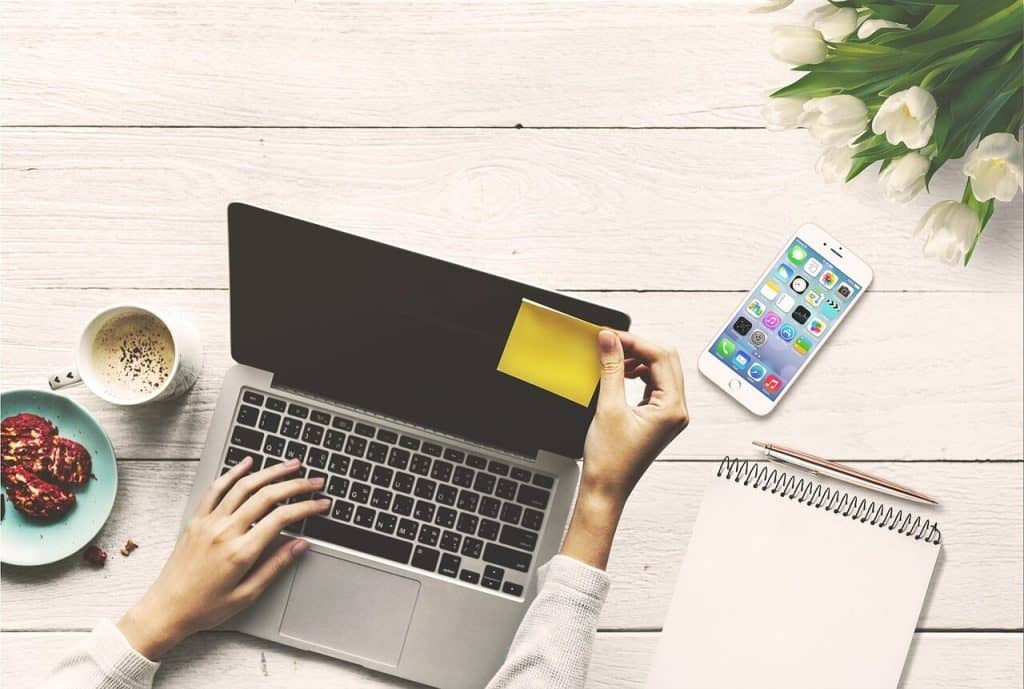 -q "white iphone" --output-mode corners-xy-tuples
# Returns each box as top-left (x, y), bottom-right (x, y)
(698, 224), (873, 415)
